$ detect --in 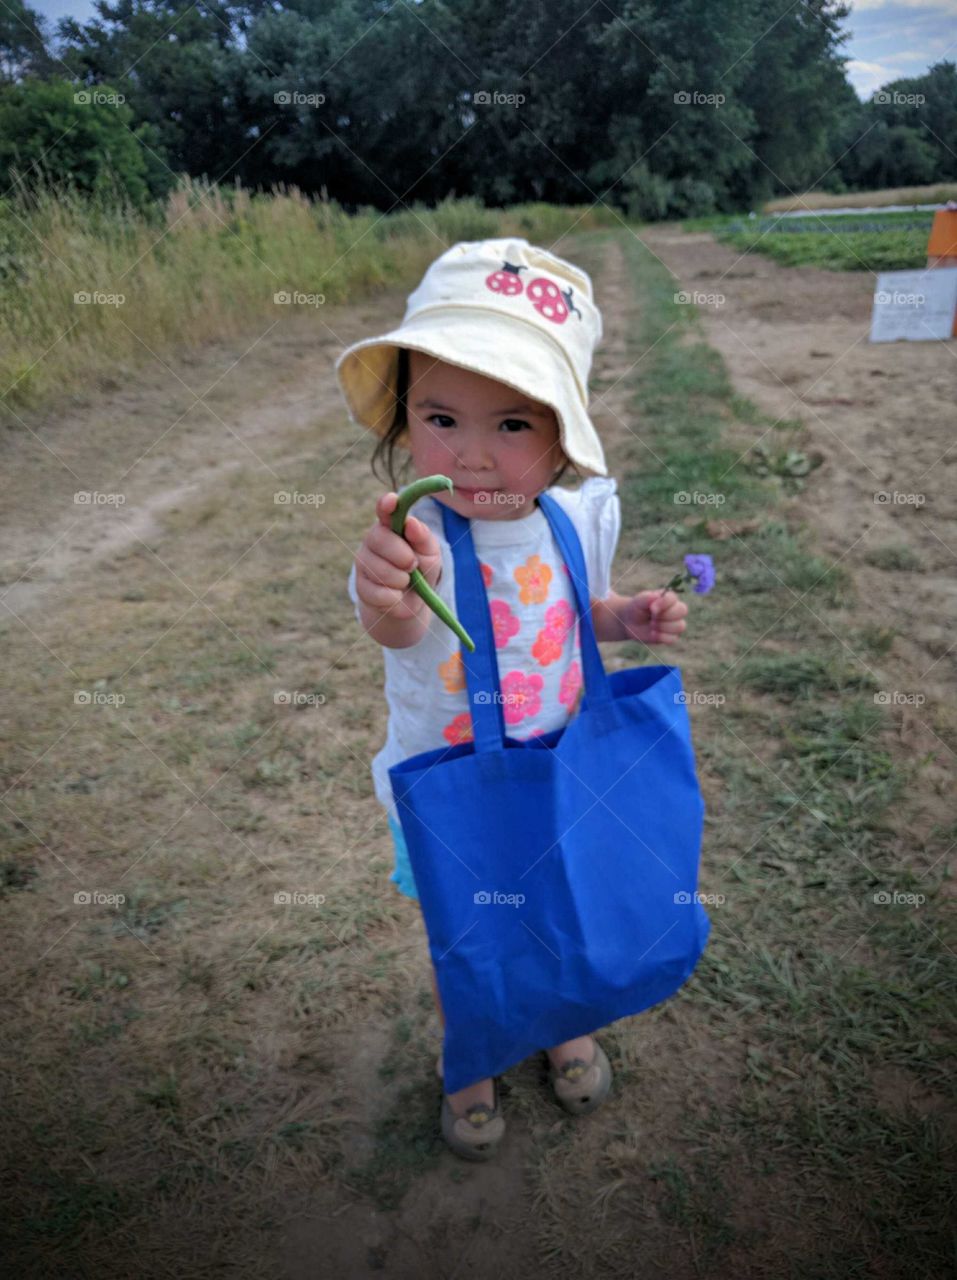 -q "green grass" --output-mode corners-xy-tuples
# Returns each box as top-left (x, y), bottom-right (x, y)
(0, 181), (618, 418)
(864, 543), (923, 572)
(680, 209), (934, 271)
